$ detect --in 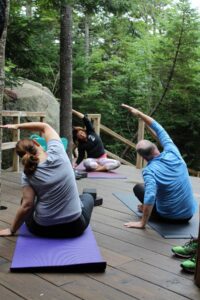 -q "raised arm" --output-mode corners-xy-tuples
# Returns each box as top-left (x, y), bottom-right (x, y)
(121, 104), (154, 126)
(72, 109), (94, 133)
(0, 122), (60, 142)
(72, 109), (84, 119)
(121, 104), (176, 150)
